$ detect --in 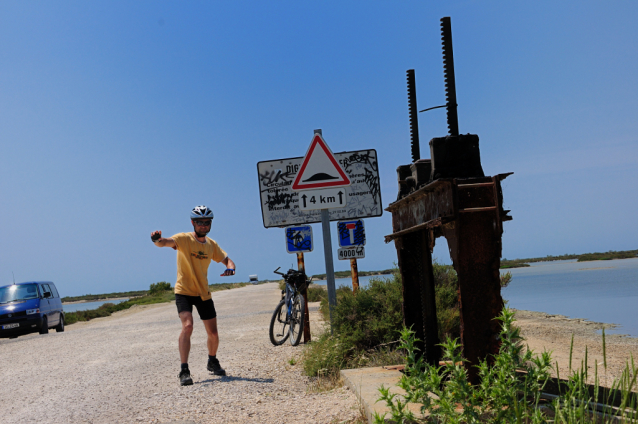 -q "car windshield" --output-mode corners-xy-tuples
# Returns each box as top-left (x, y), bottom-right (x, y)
(0, 284), (39, 304)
